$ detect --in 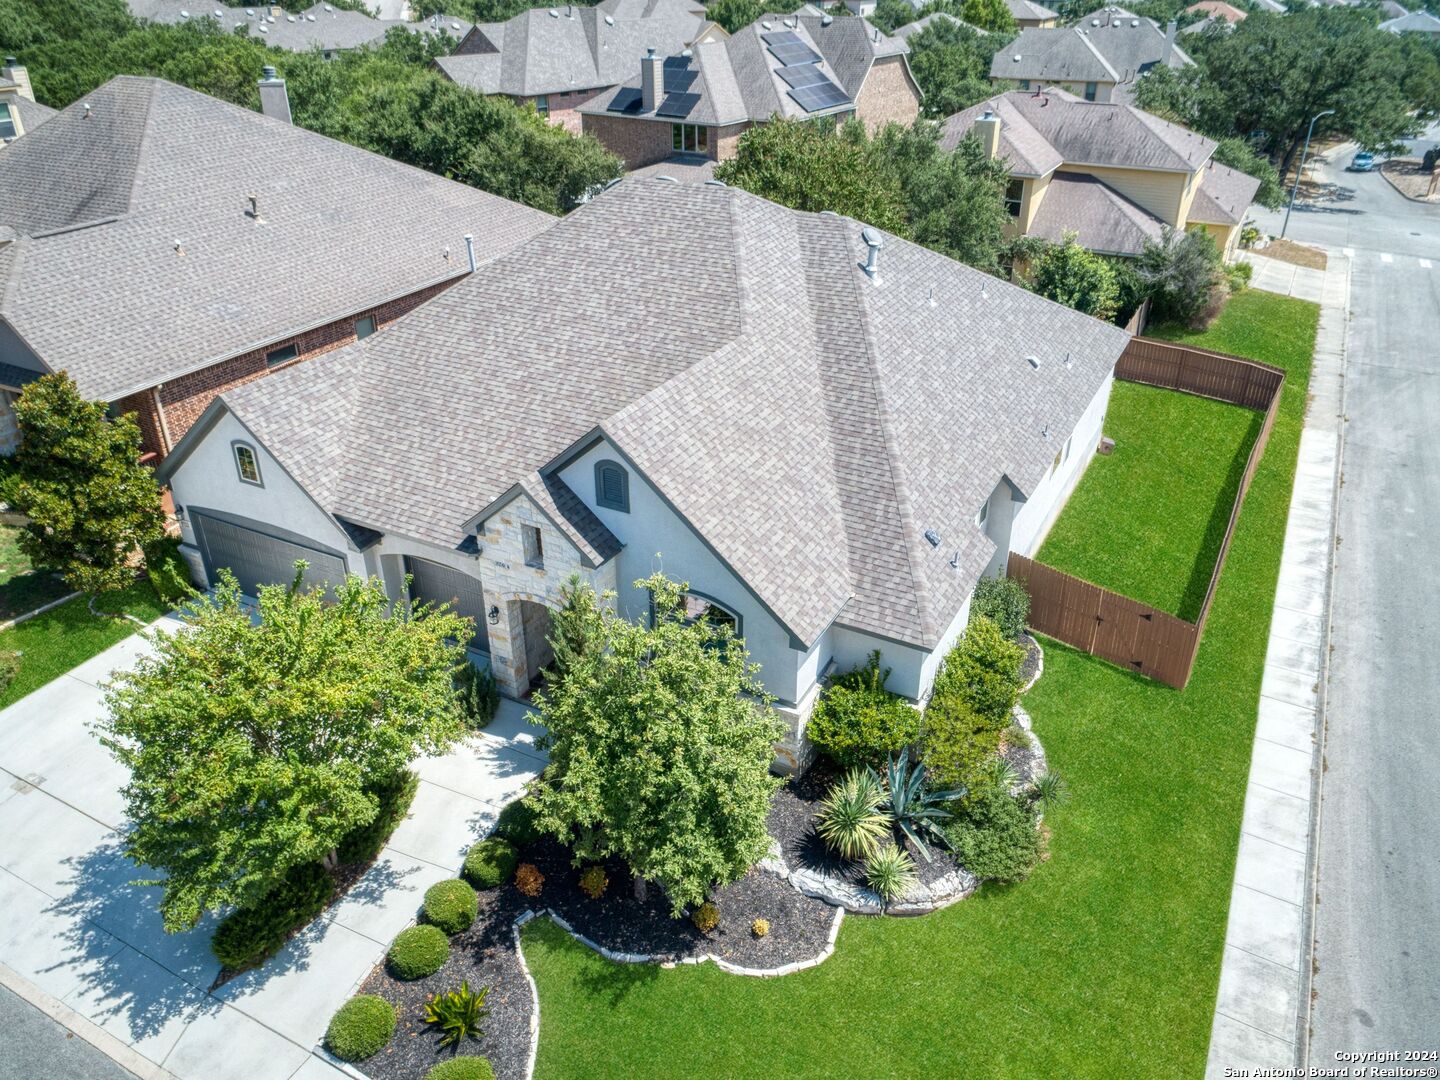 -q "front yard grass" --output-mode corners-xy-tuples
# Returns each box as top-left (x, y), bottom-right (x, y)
(519, 288), (1320, 1079)
(1037, 383), (1263, 620)
(0, 524), (72, 622)
(0, 580), (169, 708)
